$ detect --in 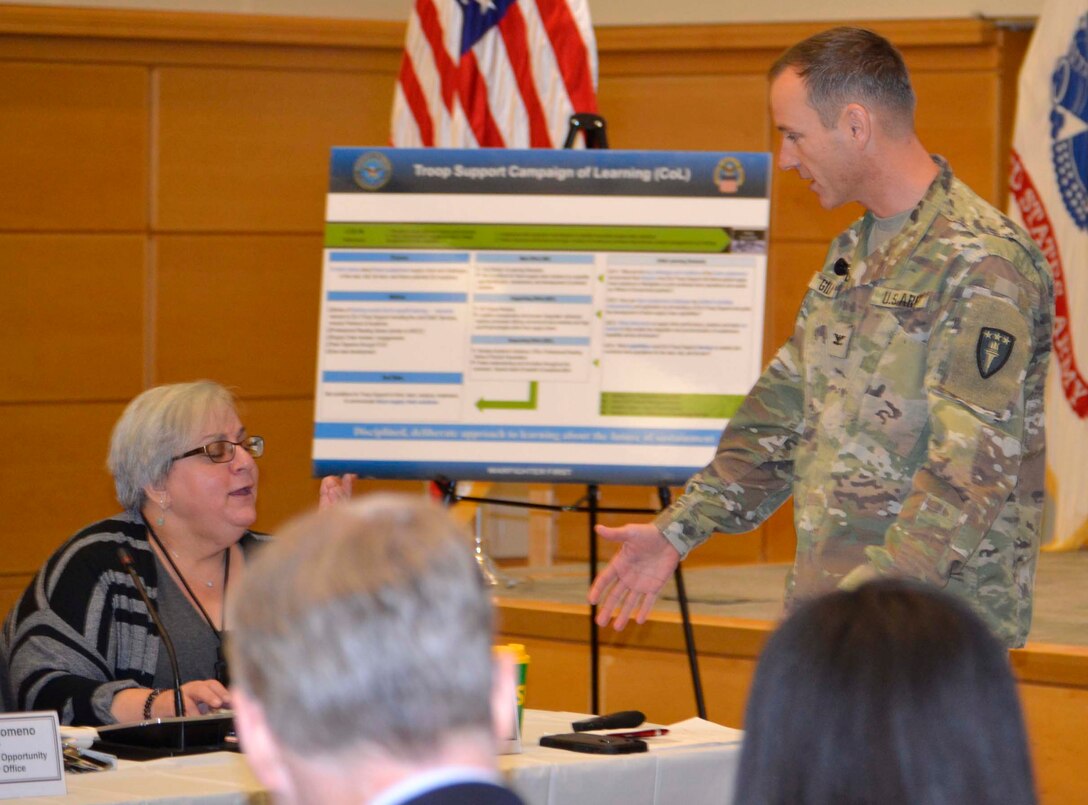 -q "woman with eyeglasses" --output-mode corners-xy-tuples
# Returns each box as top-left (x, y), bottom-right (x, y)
(1, 380), (353, 725)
